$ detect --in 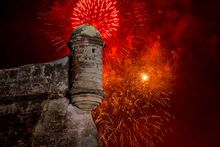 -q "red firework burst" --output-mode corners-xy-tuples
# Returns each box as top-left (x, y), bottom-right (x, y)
(71, 0), (119, 39)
